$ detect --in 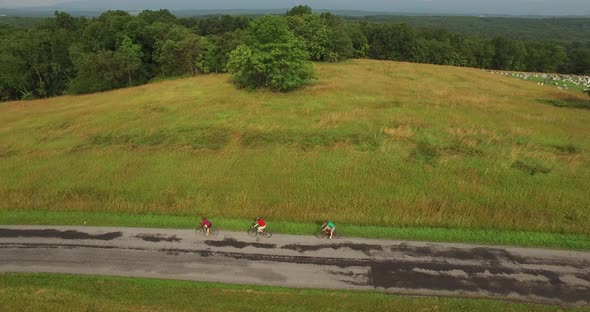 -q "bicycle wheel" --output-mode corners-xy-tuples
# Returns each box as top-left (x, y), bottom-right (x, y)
(247, 228), (258, 237)
(315, 232), (327, 239)
(263, 231), (272, 238)
(210, 228), (219, 236)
